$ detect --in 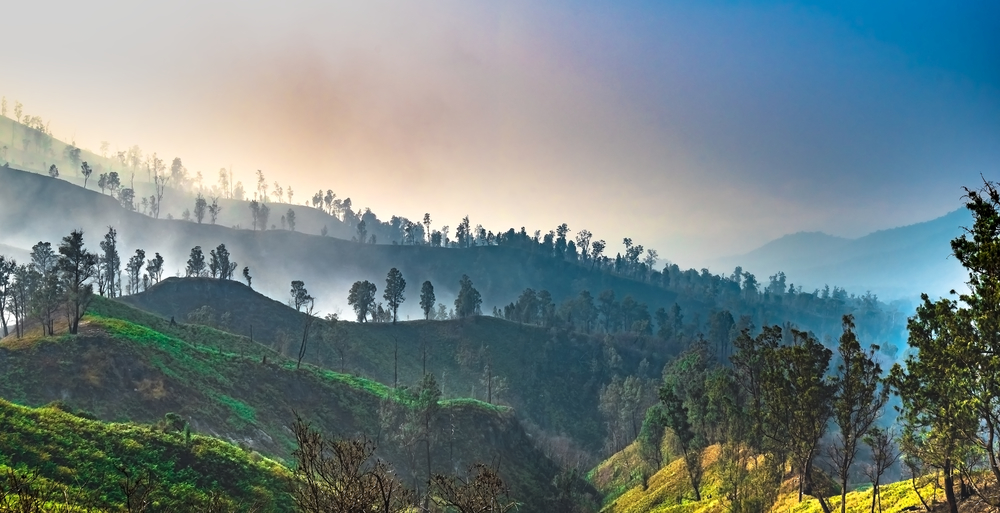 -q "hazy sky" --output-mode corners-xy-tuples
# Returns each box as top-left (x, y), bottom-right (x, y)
(4, 0), (998, 267)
